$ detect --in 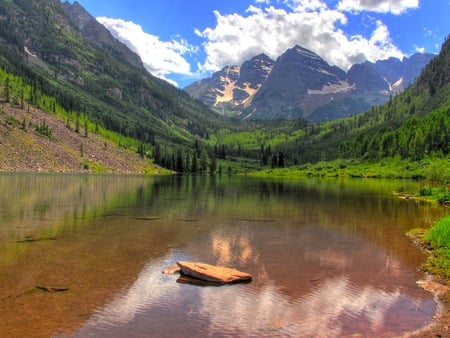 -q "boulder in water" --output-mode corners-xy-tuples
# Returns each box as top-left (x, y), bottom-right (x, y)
(176, 261), (252, 285)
